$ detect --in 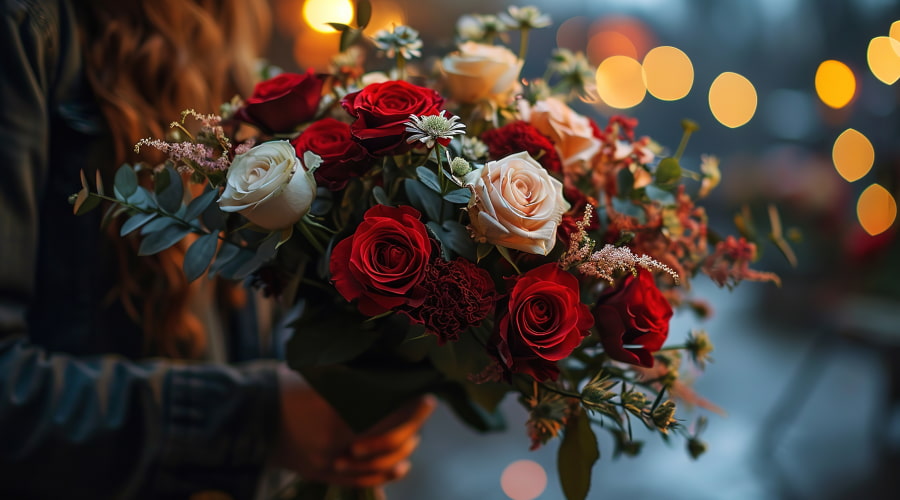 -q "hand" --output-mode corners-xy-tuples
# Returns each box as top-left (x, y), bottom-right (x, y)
(272, 364), (436, 487)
